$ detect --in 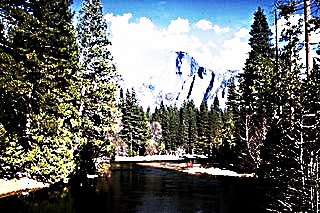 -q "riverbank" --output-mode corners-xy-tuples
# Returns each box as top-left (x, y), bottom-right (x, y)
(137, 162), (255, 178)
(0, 177), (50, 198)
